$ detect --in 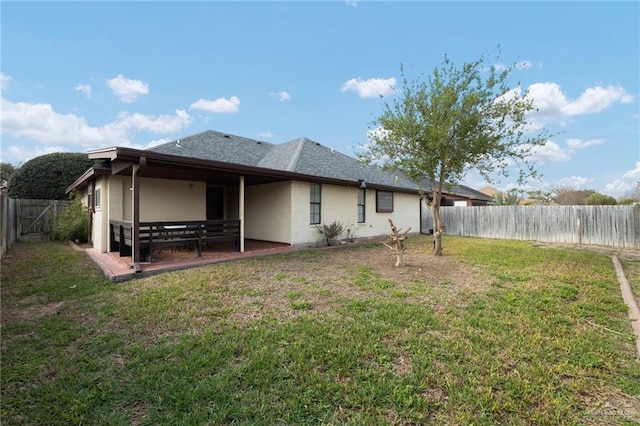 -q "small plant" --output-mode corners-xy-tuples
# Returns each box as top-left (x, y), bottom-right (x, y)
(51, 198), (89, 243)
(316, 220), (345, 246)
